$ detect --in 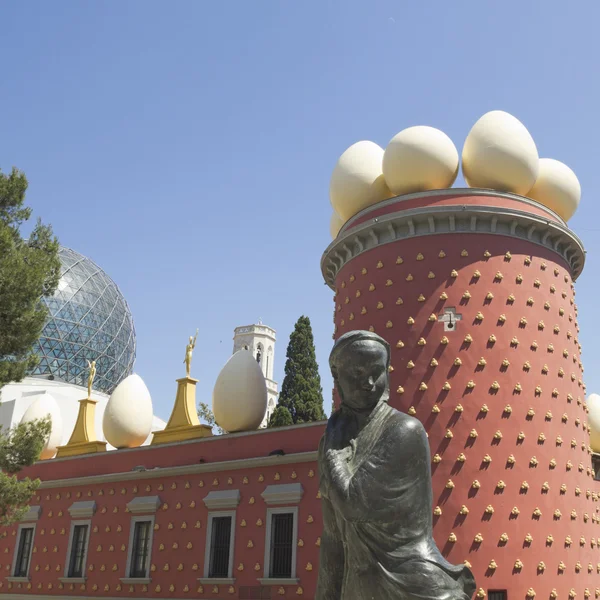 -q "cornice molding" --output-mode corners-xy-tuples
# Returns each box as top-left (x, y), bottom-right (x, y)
(340, 187), (566, 233)
(261, 483), (304, 505)
(203, 489), (241, 510)
(38, 451), (318, 489)
(322, 203), (585, 289)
